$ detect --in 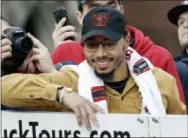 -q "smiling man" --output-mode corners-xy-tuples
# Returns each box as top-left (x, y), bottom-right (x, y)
(55, 7), (186, 130)
(51, 0), (185, 104)
(83, 35), (127, 82)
